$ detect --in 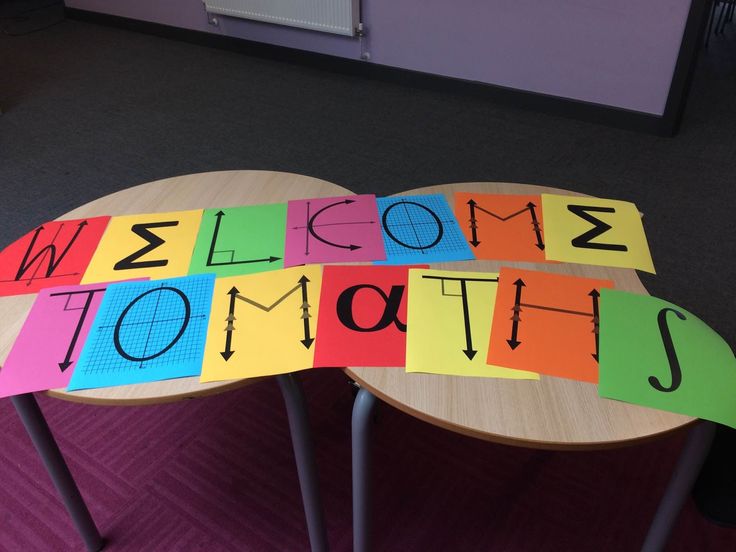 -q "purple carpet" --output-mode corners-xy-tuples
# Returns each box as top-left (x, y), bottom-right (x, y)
(0, 369), (734, 551)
